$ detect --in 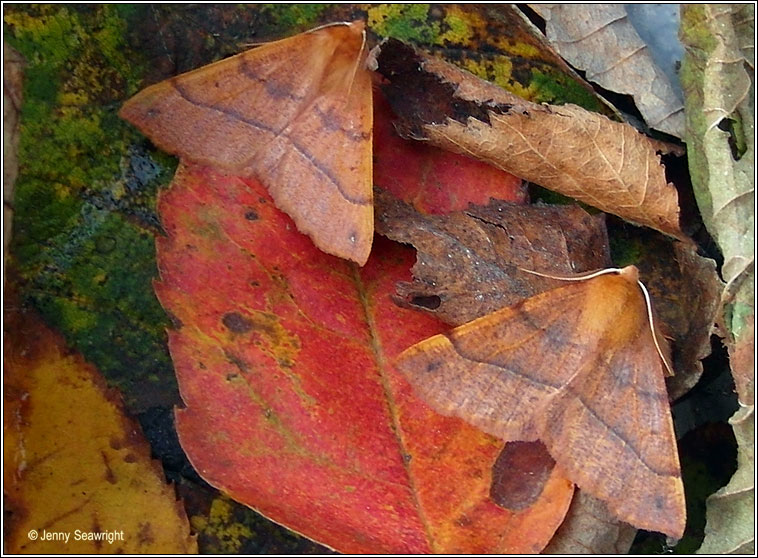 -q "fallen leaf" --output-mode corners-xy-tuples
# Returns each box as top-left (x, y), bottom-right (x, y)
(681, 5), (755, 552)
(121, 21), (374, 264)
(396, 266), (686, 538)
(373, 38), (686, 240)
(3, 303), (196, 554)
(530, 4), (685, 138)
(543, 490), (637, 554)
(368, 4), (617, 114)
(698, 406), (755, 554)
(373, 92), (528, 214)
(156, 163), (574, 553)
(681, 3), (755, 407)
(375, 189), (611, 326)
